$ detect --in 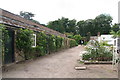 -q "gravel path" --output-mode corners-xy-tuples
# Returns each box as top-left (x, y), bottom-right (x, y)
(3, 45), (118, 78)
